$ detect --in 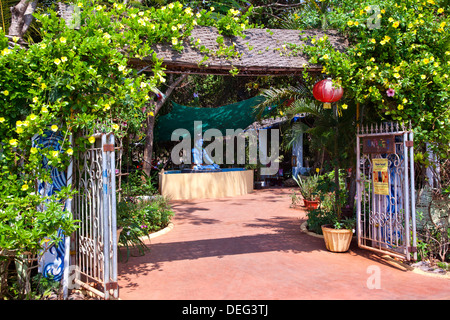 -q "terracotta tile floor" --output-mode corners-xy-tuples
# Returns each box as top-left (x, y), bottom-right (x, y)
(118, 187), (450, 300)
